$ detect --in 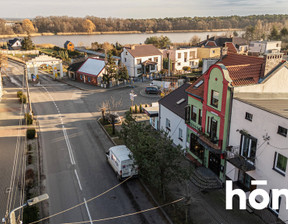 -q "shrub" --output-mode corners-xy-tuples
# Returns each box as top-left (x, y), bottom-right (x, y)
(20, 94), (27, 104)
(25, 113), (33, 125)
(134, 104), (138, 114)
(27, 128), (36, 139)
(17, 91), (23, 98)
(130, 106), (133, 114)
(139, 104), (143, 113)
